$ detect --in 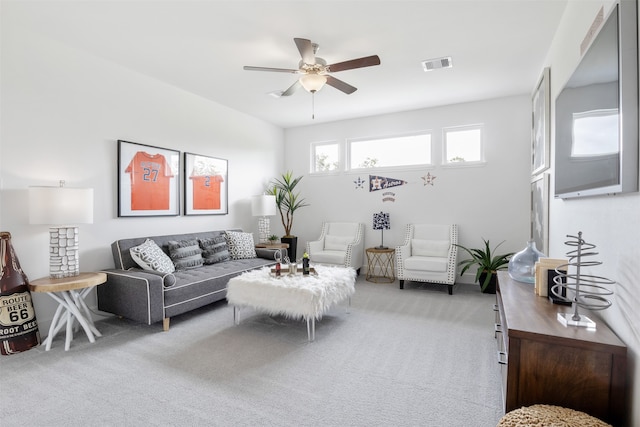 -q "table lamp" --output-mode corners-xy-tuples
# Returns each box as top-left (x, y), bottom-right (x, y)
(373, 212), (390, 249)
(251, 194), (276, 244)
(29, 181), (94, 279)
